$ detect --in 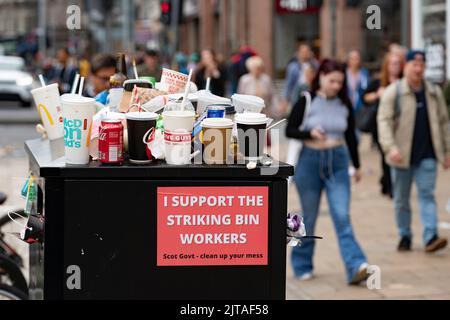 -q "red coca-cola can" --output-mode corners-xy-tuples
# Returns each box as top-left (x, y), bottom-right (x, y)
(98, 119), (124, 165)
